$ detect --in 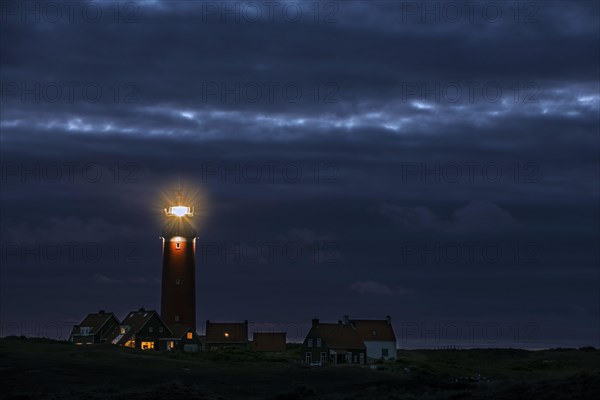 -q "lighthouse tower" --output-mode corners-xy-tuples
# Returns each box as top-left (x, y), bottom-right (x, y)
(160, 192), (197, 329)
